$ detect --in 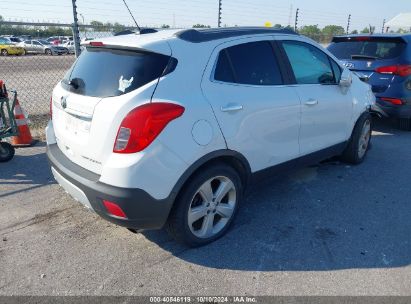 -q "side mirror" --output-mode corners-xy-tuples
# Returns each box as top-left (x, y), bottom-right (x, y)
(339, 69), (352, 87)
